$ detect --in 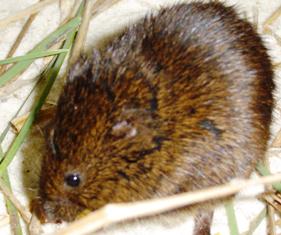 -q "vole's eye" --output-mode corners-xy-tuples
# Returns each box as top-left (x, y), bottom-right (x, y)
(64, 173), (81, 187)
